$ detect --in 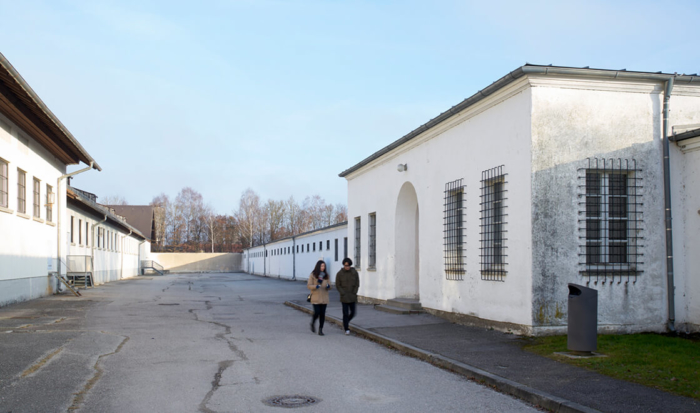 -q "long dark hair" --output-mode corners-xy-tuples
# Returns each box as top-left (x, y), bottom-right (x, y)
(312, 260), (328, 279)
